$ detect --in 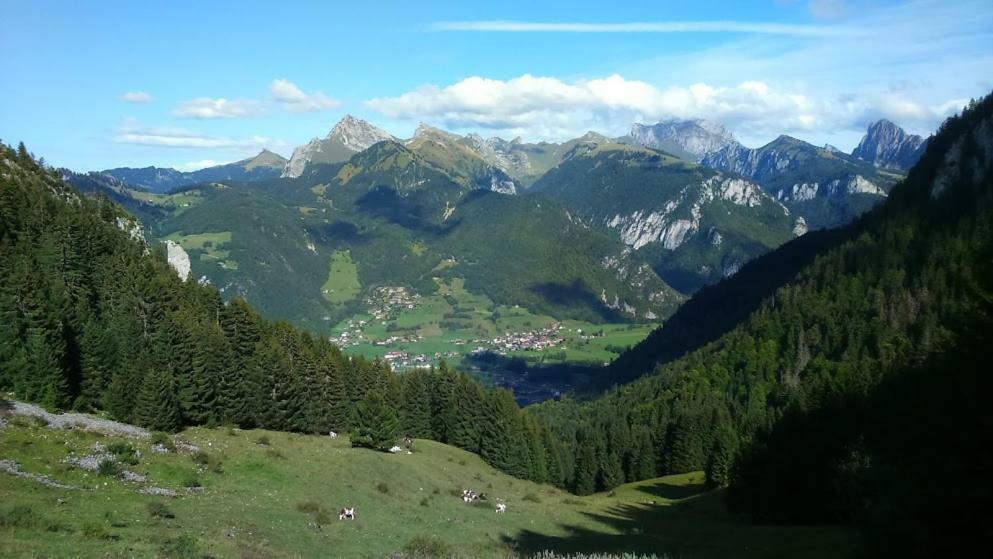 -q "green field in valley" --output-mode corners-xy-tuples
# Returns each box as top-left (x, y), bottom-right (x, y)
(329, 278), (656, 389)
(321, 250), (362, 305)
(0, 408), (855, 558)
